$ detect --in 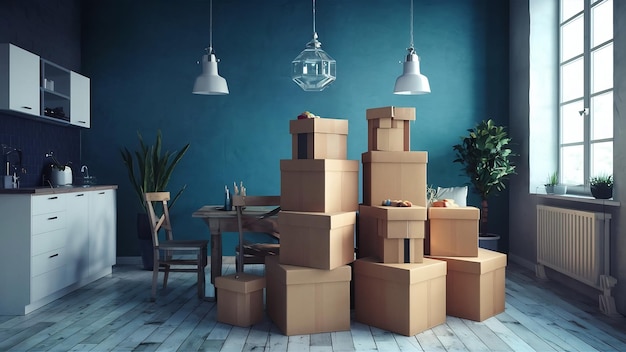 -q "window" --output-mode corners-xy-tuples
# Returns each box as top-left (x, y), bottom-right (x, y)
(559, 0), (613, 187)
